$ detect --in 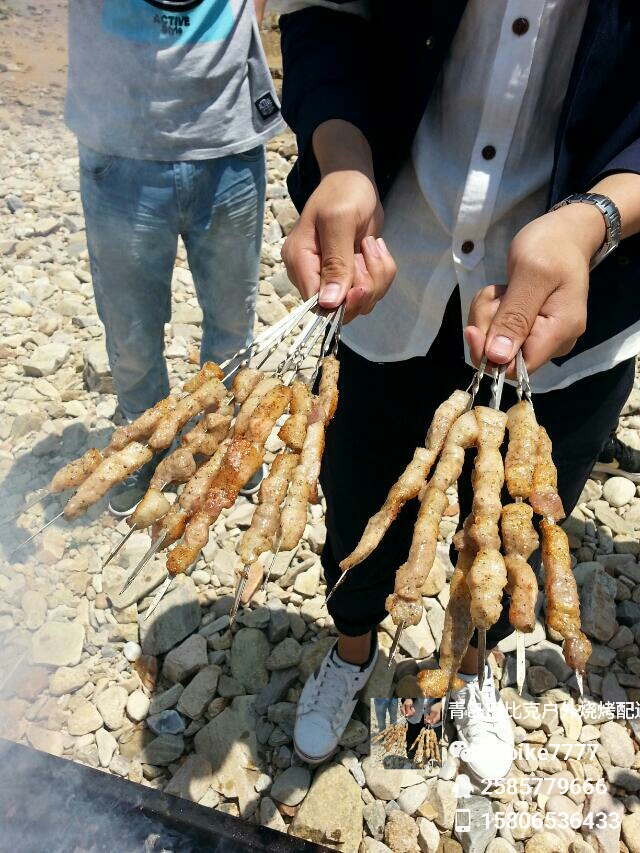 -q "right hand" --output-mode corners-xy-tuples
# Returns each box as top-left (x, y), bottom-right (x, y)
(401, 699), (415, 718)
(281, 123), (396, 323)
